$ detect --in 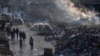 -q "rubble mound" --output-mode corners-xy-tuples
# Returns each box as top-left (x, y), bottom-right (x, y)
(55, 34), (100, 56)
